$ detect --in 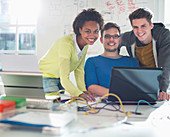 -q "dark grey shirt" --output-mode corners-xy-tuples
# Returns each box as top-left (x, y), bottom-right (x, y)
(120, 23), (170, 92)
